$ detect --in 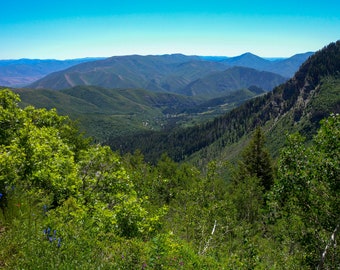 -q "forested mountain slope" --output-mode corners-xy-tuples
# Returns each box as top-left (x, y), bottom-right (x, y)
(13, 84), (265, 141)
(27, 53), (307, 97)
(13, 86), (199, 140)
(28, 54), (226, 93)
(183, 66), (287, 97)
(107, 41), (340, 163)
